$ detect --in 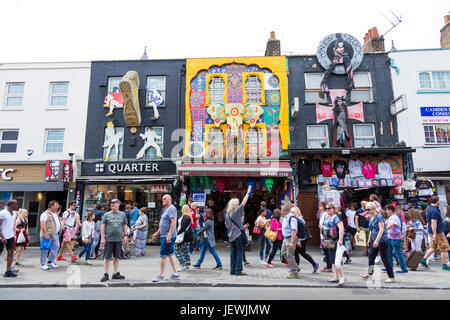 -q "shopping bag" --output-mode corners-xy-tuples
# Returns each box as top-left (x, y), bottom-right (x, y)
(335, 244), (346, 267)
(354, 231), (367, 246)
(40, 237), (51, 250)
(16, 230), (26, 244)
